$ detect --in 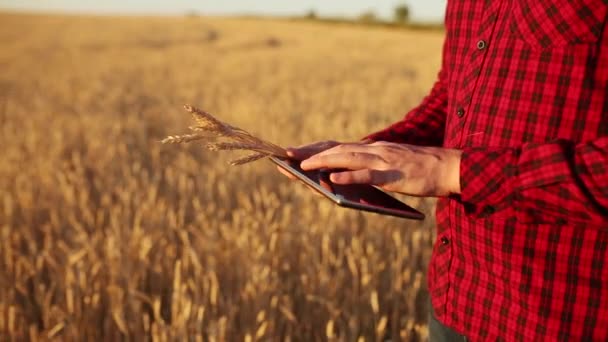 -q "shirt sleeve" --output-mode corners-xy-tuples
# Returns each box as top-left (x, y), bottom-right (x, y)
(364, 42), (448, 146)
(459, 137), (608, 225)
